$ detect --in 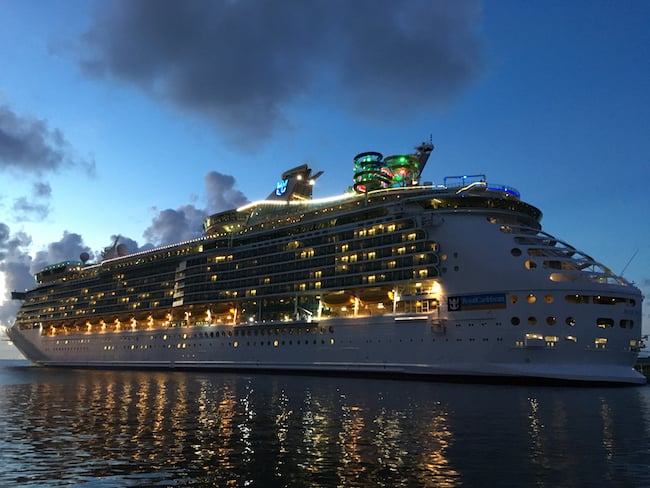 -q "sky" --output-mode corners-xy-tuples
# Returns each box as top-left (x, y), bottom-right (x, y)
(0, 0), (648, 359)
